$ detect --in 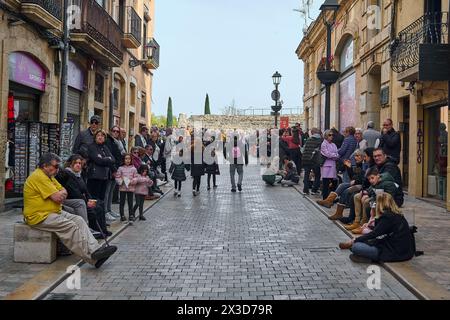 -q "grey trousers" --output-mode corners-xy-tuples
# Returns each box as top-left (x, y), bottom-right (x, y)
(230, 164), (244, 189)
(63, 199), (88, 224)
(104, 179), (116, 213)
(32, 211), (101, 265)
